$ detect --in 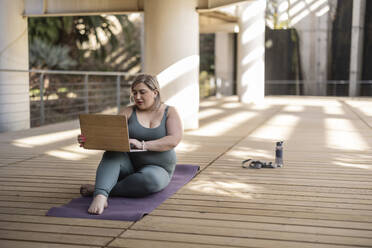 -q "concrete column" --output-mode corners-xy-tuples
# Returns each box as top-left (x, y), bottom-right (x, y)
(314, 9), (330, 96)
(0, 0), (30, 132)
(293, 1), (332, 96)
(143, 0), (199, 129)
(349, 0), (366, 96)
(215, 32), (235, 97)
(236, 0), (266, 103)
(296, 19), (315, 95)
